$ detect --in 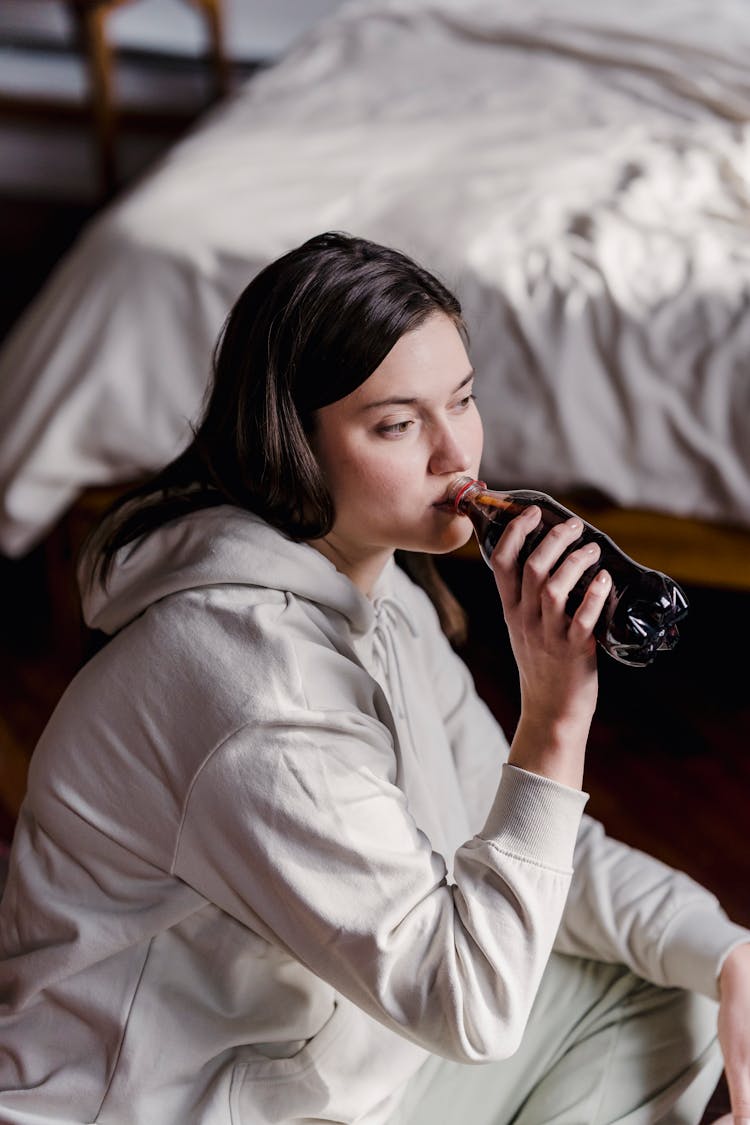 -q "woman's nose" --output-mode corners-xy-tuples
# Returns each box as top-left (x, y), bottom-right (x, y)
(429, 423), (471, 476)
